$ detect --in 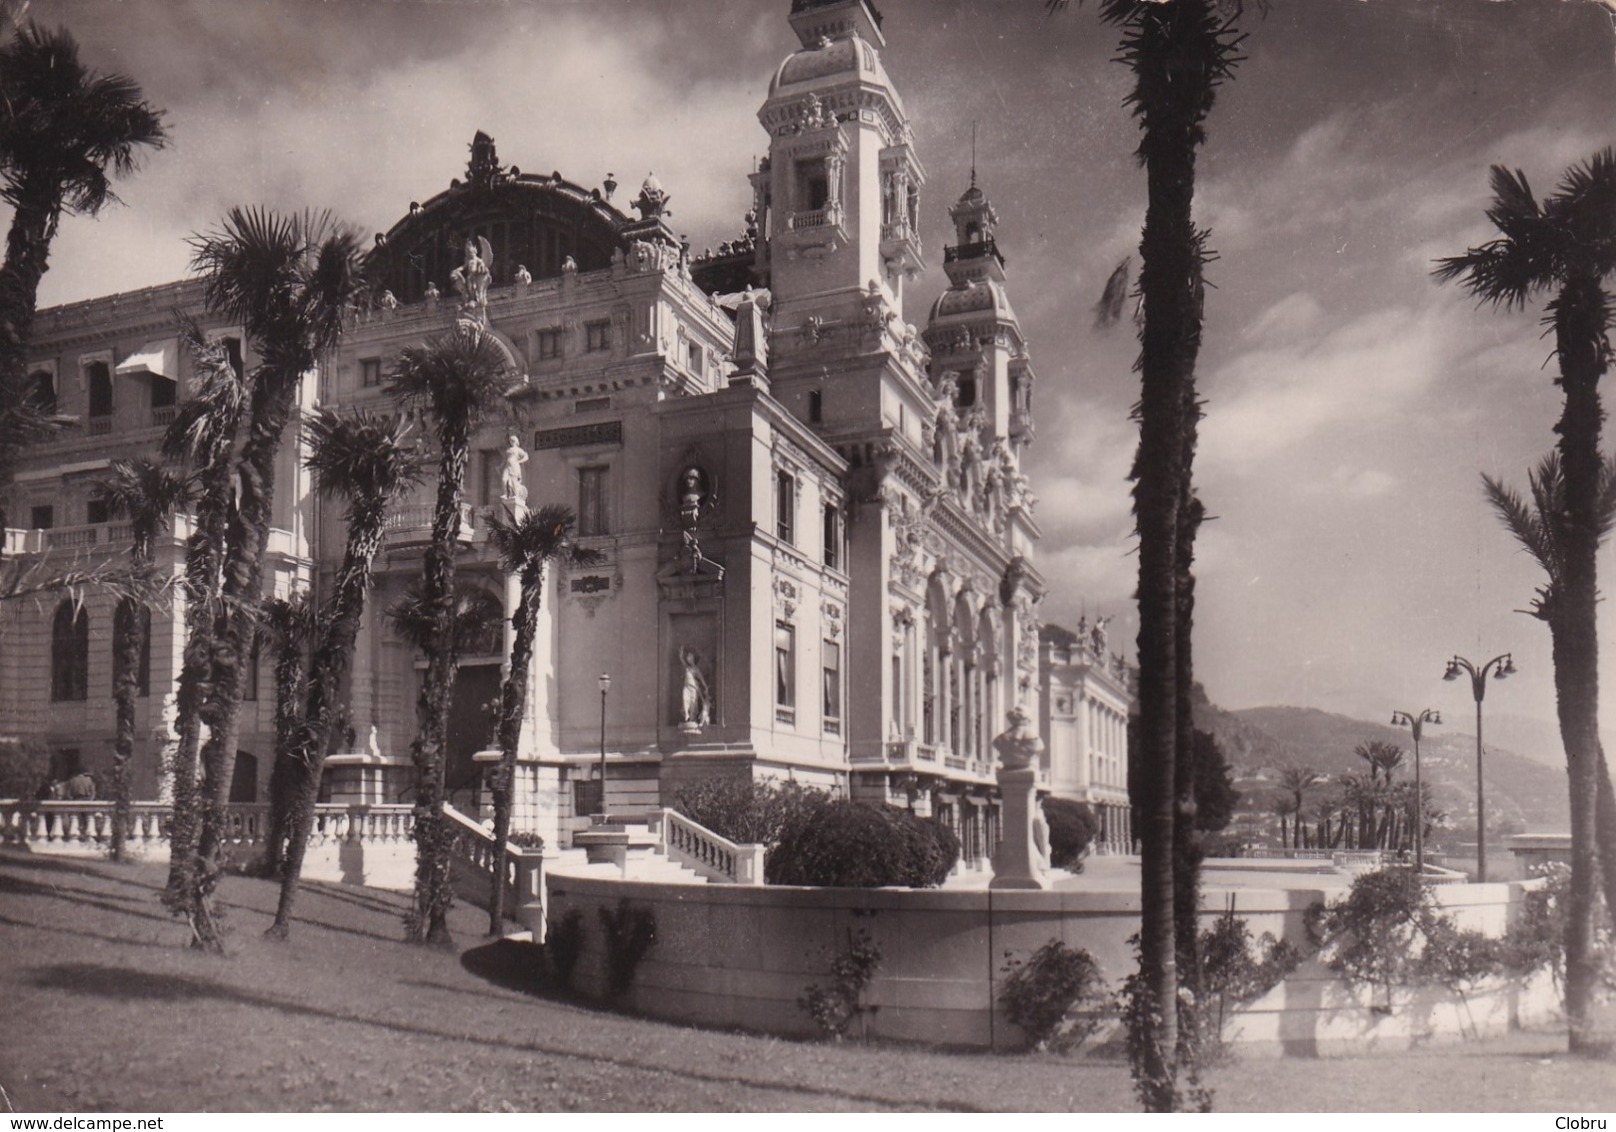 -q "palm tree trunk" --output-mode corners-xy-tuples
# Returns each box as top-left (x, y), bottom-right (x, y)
(1552, 276), (1606, 1054)
(411, 433), (471, 947)
(0, 180), (56, 389)
(270, 519), (388, 939)
(489, 569), (543, 934)
(163, 464), (232, 930)
(191, 374), (301, 948)
(1172, 496), (1204, 1066)
(110, 601), (144, 862)
(263, 639), (309, 877)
